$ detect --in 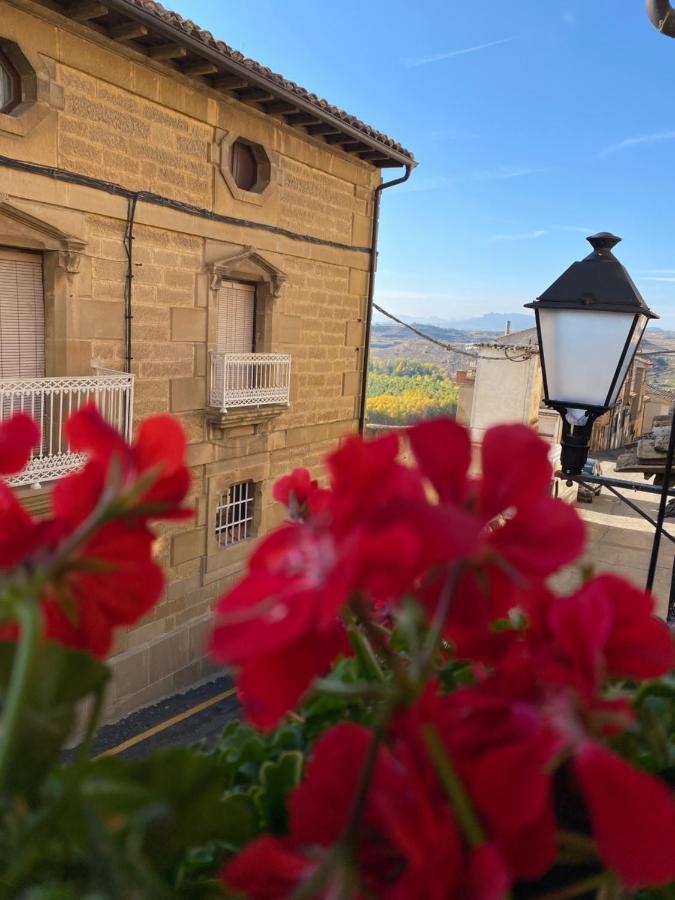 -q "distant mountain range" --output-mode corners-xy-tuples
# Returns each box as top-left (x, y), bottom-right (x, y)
(372, 311), (535, 333)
